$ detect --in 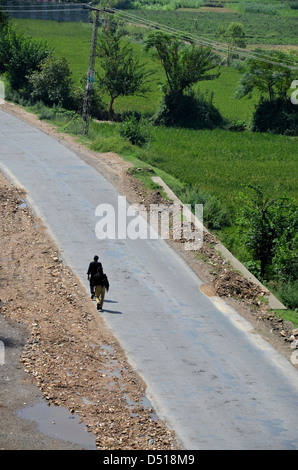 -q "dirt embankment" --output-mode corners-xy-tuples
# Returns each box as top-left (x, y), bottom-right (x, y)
(0, 102), (297, 450)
